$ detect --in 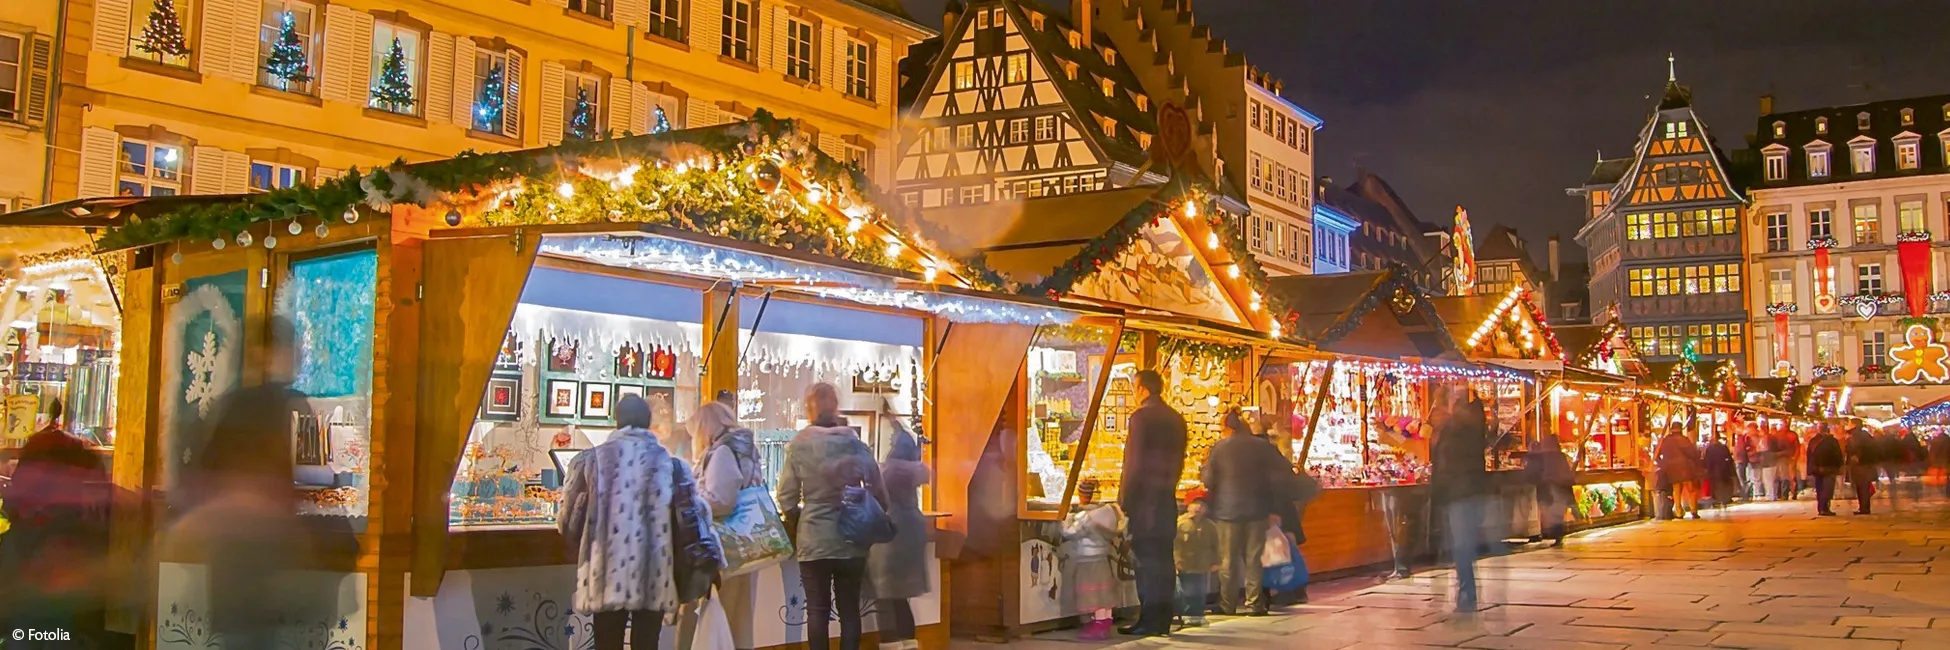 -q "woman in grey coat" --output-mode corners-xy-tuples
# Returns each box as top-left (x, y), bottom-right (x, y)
(777, 383), (888, 650)
(869, 414), (930, 650)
